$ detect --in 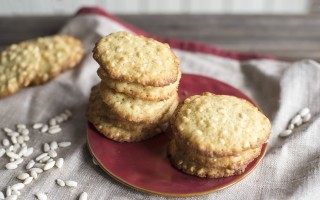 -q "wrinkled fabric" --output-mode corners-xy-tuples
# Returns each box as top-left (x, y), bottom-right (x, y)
(0, 13), (319, 200)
